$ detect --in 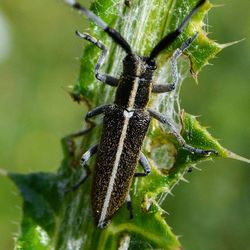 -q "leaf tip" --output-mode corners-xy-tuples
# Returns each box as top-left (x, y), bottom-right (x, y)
(210, 3), (226, 8)
(219, 38), (245, 49)
(225, 151), (250, 164)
